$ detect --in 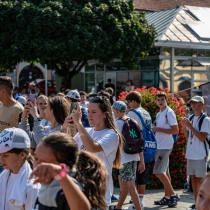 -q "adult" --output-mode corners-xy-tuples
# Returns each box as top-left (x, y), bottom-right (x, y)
(34, 84), (42, 98)
(125, 91), (151, 209)
(105, 78), (115, 92)
(0, 76), (24, 132)
(152, 92), (179, 207)
(125, 79), (134, 91)
(181, 96), (210, 210)
(62, 95), (123, 206)
(110, 101), (143, 210)
(19, 96), (70, 146)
